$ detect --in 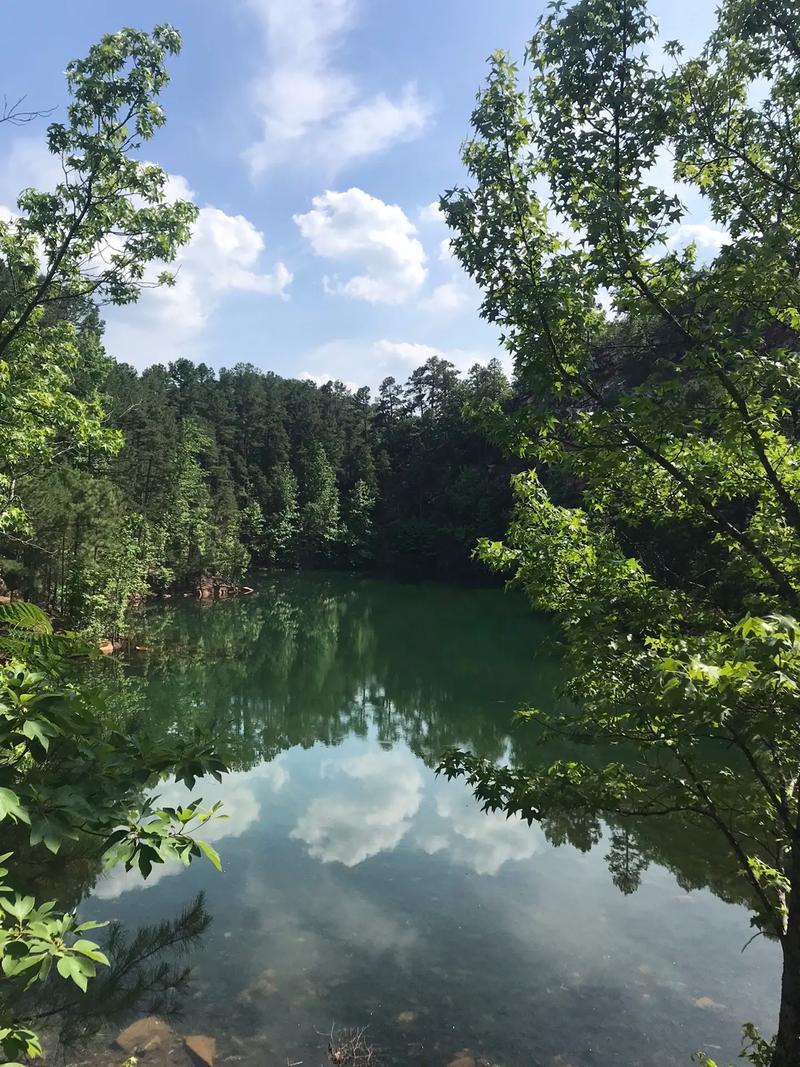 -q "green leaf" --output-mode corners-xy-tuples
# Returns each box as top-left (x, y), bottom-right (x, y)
(196, 838), (222, 872)
(0, 602), (53, 634)
(0, 788), (29, 825)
